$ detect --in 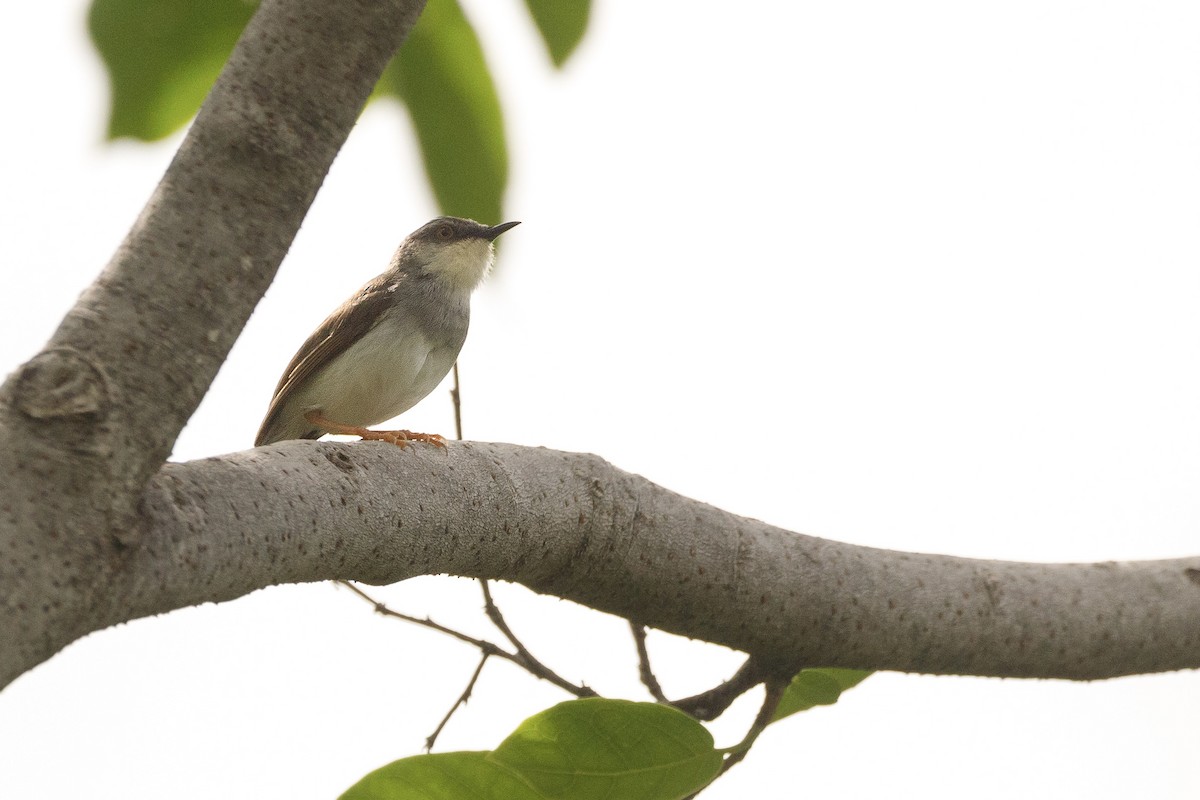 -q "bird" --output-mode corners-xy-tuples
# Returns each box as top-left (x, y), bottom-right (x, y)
(254, 216), (520, 448)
